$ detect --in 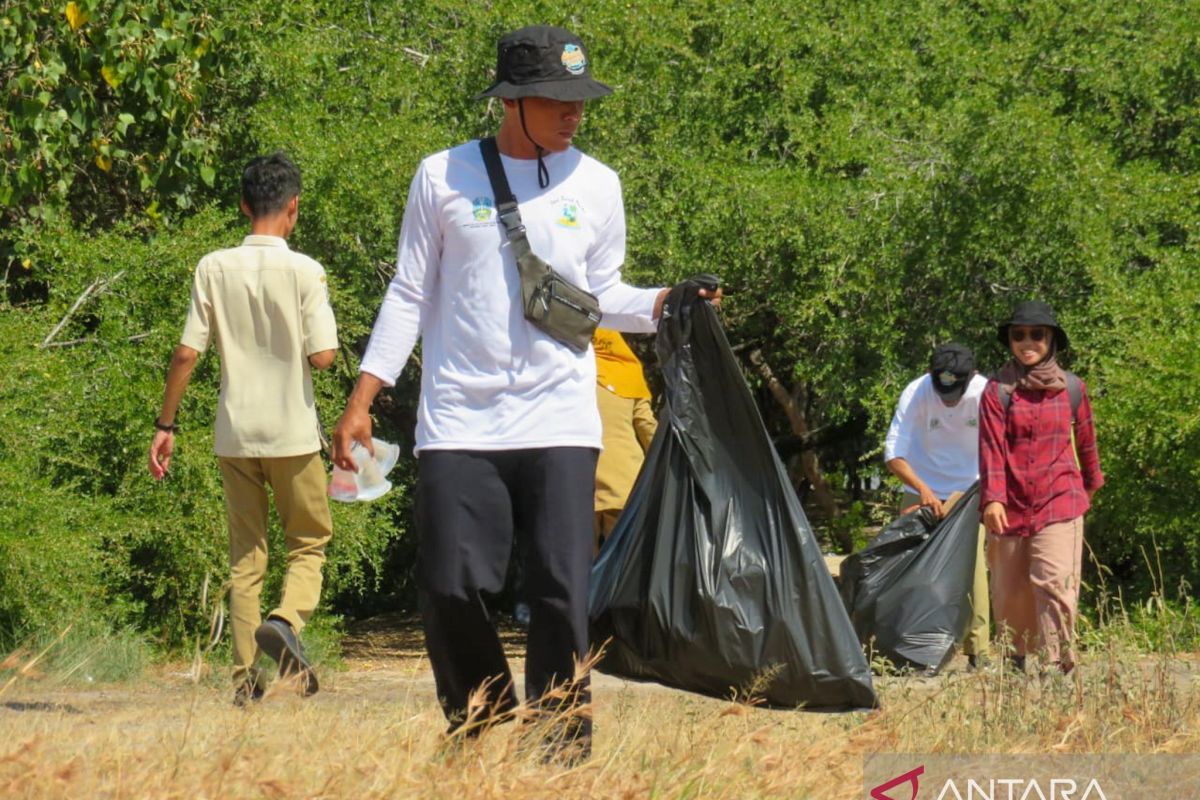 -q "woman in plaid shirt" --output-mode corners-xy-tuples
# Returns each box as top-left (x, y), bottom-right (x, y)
(979, 301), (1104, 675)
